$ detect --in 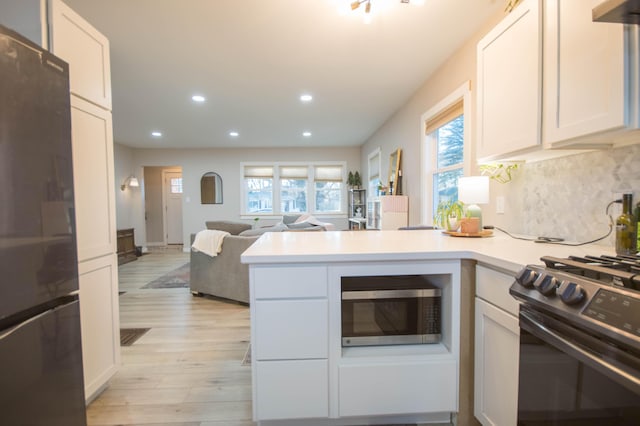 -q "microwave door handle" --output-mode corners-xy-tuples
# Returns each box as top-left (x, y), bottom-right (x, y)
(520, 310), (640, 394)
